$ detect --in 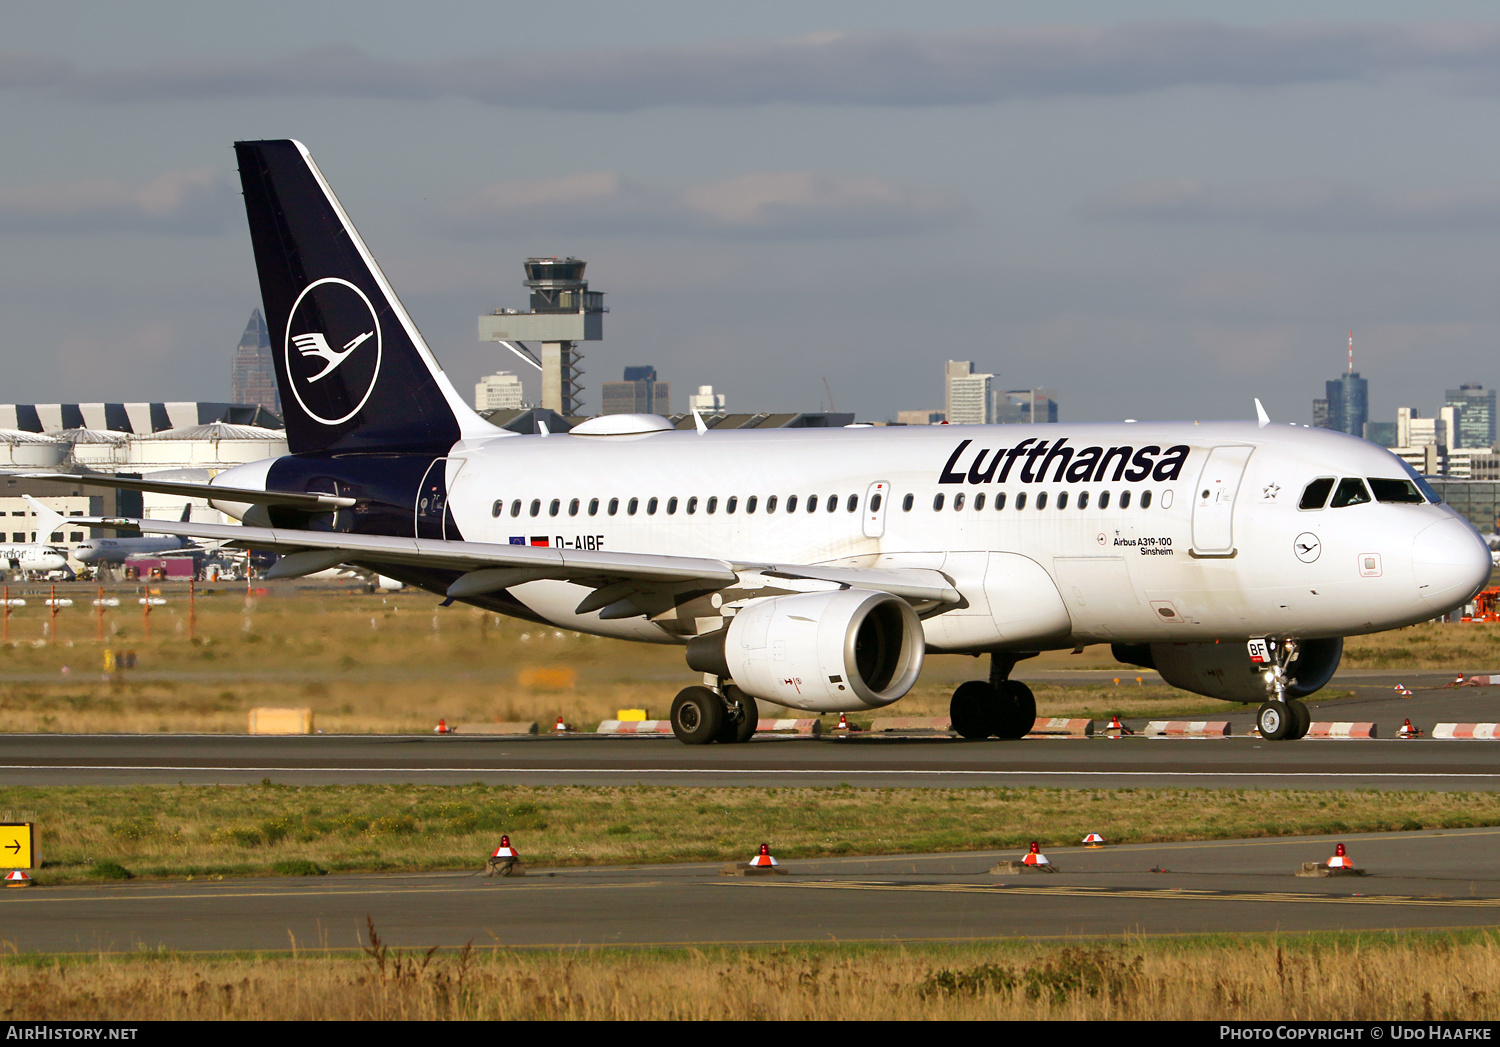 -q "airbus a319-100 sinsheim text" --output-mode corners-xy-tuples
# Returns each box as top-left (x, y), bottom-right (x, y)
(40, 140), (1492, 744)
